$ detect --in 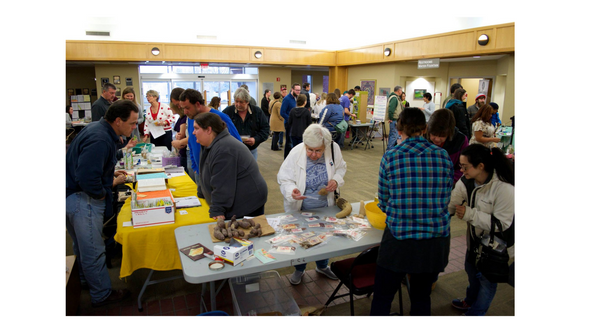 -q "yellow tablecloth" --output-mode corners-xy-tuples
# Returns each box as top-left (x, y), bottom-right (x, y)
(115, 174), (213, 279)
